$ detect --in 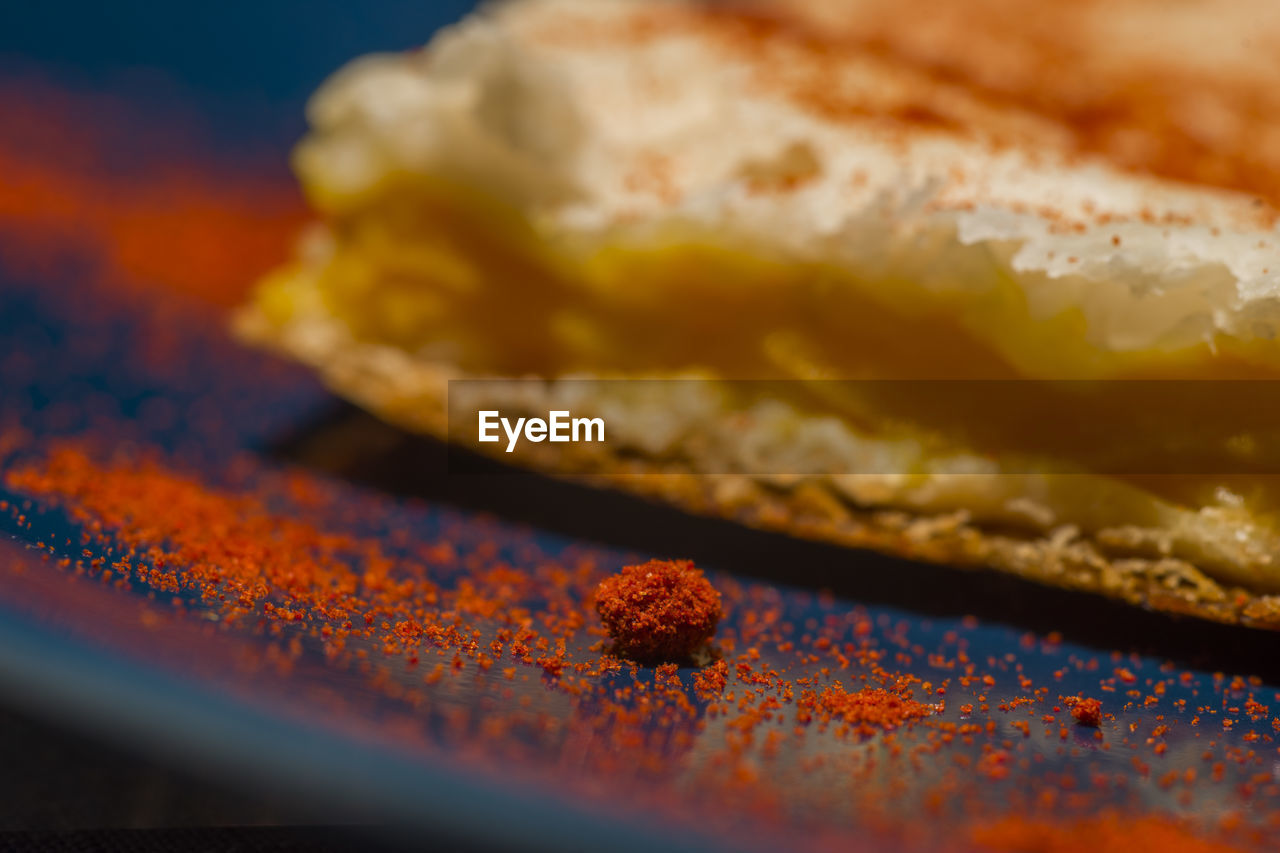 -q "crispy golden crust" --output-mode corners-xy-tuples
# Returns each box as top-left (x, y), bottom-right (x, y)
(235, 303), (1280, 631)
